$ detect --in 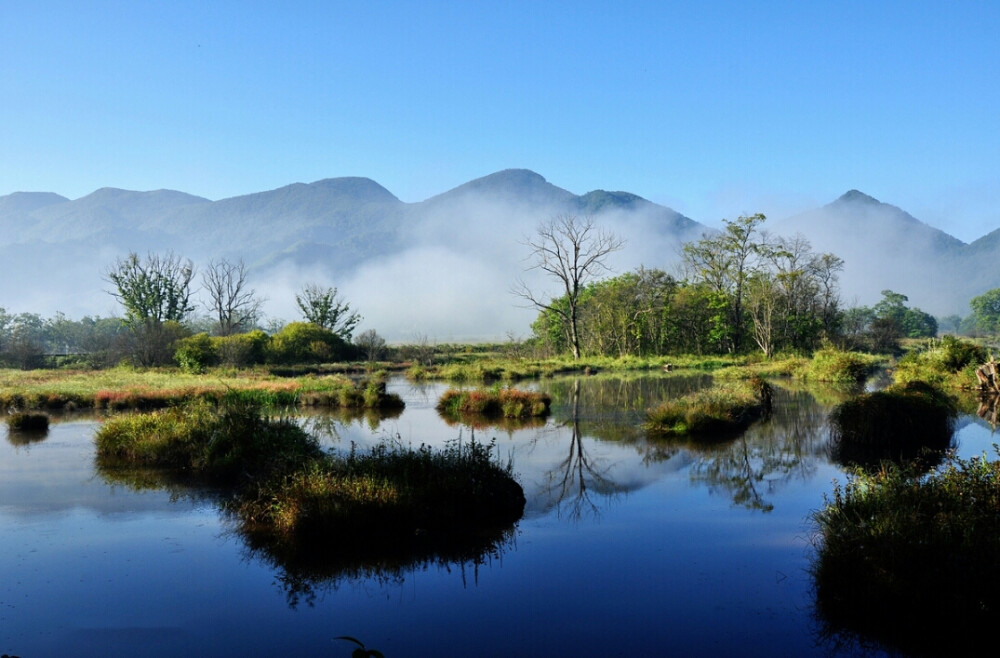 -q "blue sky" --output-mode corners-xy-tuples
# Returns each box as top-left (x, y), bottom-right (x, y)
(2, 1), (999, 240)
